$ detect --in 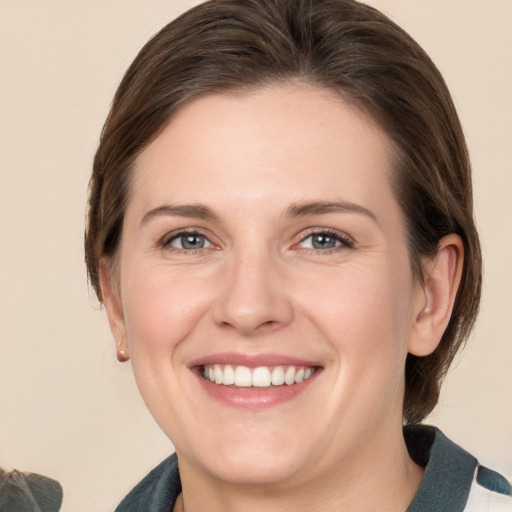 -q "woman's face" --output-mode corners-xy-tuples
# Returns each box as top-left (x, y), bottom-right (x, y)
(105, 84), (426, 486)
